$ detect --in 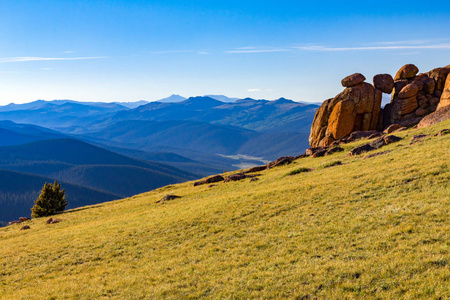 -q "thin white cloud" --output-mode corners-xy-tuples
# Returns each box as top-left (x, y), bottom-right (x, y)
(0, 56), (107, 63)
(226, 49), (289, 54)
(62, 50), (76, 54)
(197, 51), (210, 55)
(294, 44), (450, 51)
(248, 88), (261, 92)
(150, 50), (195, 54)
